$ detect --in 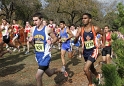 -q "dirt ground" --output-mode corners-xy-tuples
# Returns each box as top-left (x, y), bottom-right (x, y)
(0, 48), (103, 86)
